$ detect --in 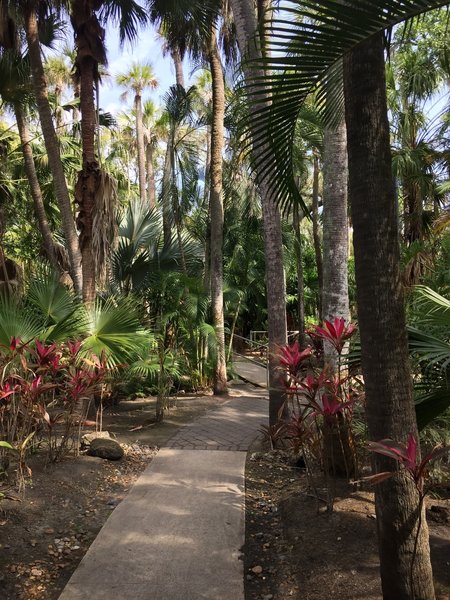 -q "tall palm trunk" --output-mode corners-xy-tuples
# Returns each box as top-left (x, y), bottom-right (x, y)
(322, 120), (349, 369)
(230, 0), (287, 425)
(208, 29), (227, 395)
(344, 32), (435, 600)
(72, 0), (105, 306)
(76, 54), (98, 305)
(161, 130), (174, 246)
(135, 92), (147, 203)
(146, 141), (156, 209)
(14, 104), (60, 271)
(203, 126), (212, 294)
(171, 47), (184, 87)
(24, 5), (82, 295)
(311, 152), (323, 319)
(293, 205), (306, 348)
